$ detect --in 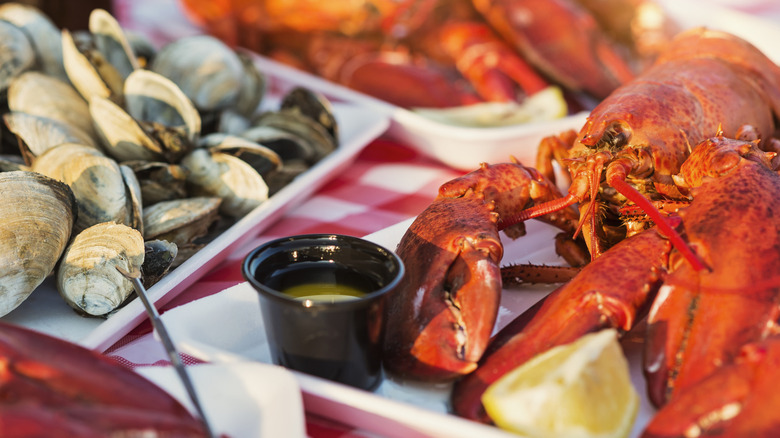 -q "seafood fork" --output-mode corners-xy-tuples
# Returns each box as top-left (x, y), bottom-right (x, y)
(116, 265), (217, 438)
